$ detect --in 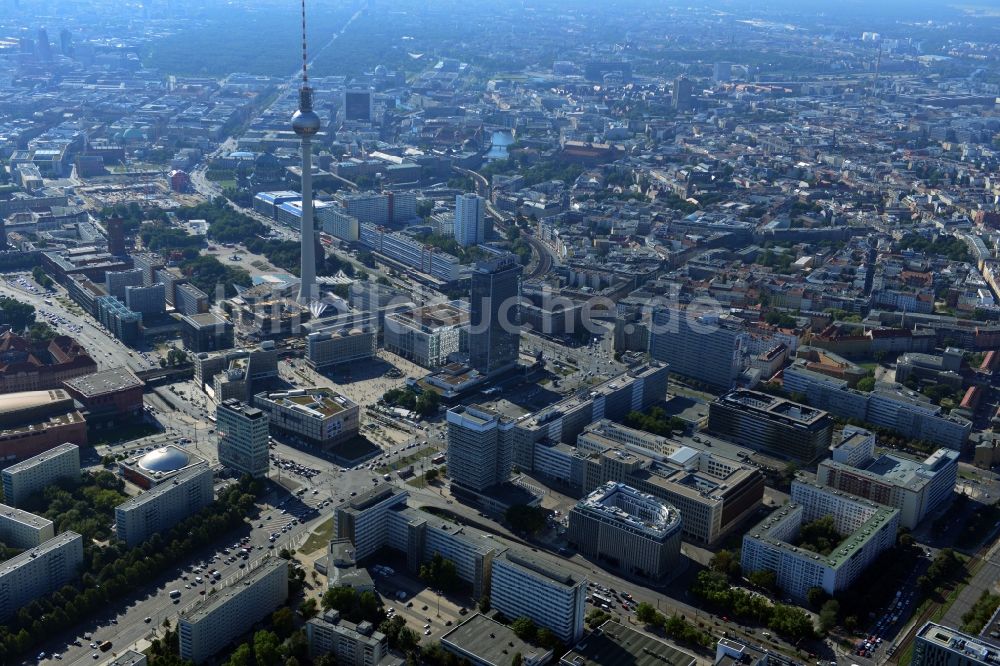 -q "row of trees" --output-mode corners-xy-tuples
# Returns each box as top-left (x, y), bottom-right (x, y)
(635, 603), (714, 648)
(692, 569), (816, 641)
(31, 265), (53, 289)
(0, 478), (260, 661)
(509, 616), (563, 651)
(962, 590), (1000, 634)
